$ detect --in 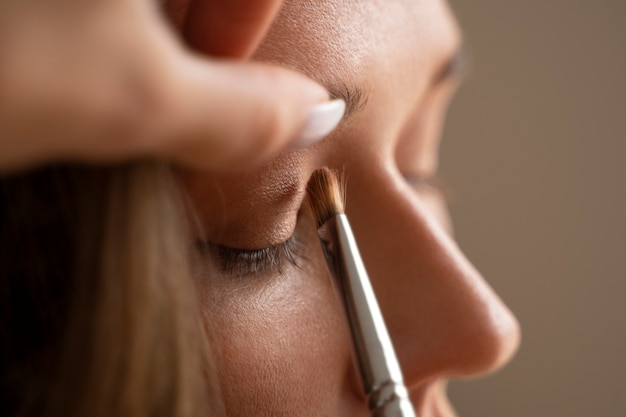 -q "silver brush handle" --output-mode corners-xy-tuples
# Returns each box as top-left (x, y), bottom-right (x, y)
(323, 215), (417, 417)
